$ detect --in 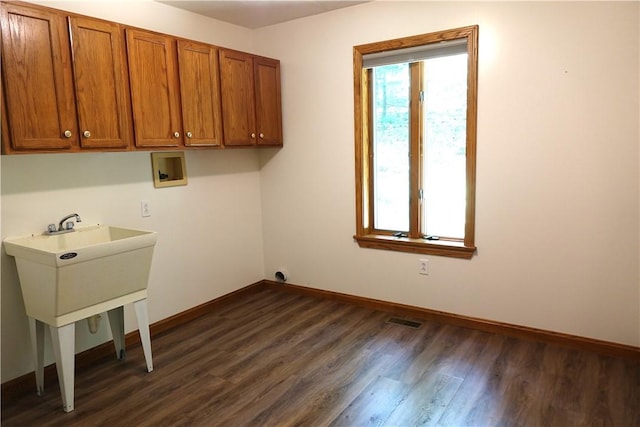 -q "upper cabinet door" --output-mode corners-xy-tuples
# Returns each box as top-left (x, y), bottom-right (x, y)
(69, 16), (131, 149)
(254, 57), (282, 146)
(126, 28), (182, 148)
(0, 3), (78, 151)
(219, 49), (256, 146)
(177, 40), (223, 147)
